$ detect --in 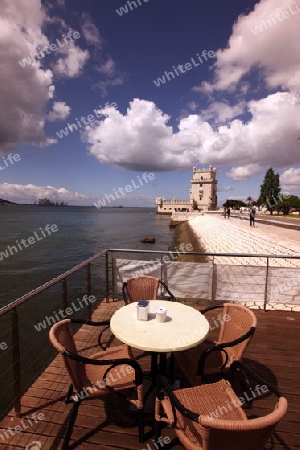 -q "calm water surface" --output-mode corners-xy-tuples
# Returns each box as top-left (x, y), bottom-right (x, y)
(0, 205), (177, 420)
(0, 205), (175, 306)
